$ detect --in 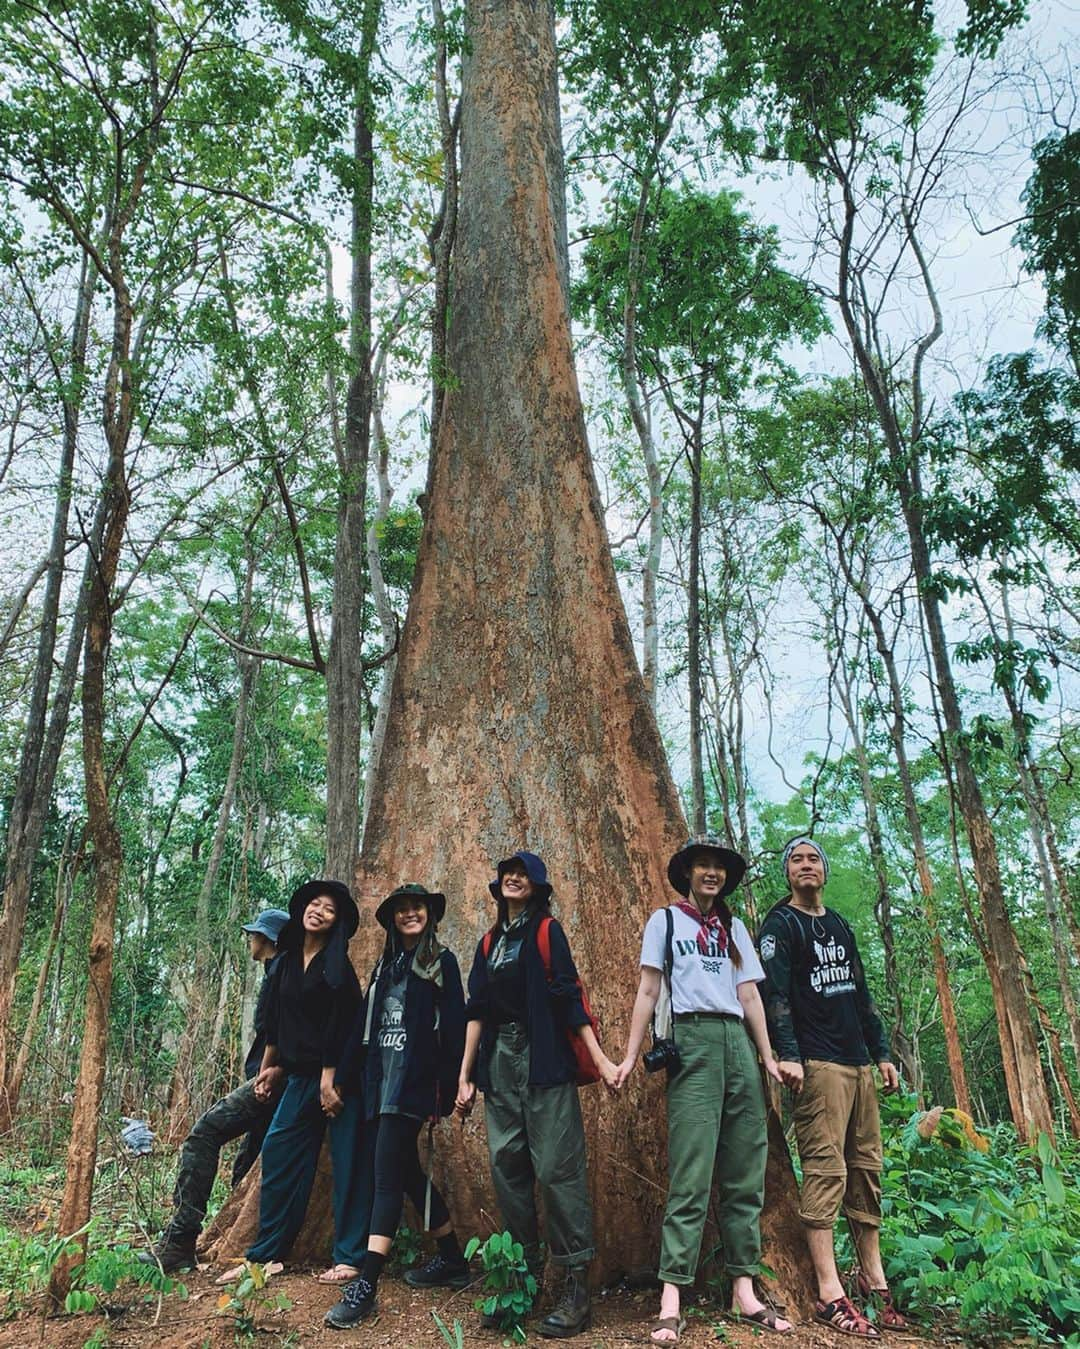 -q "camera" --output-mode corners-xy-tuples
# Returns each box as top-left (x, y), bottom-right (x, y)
(643, 1037), (681, 1075)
